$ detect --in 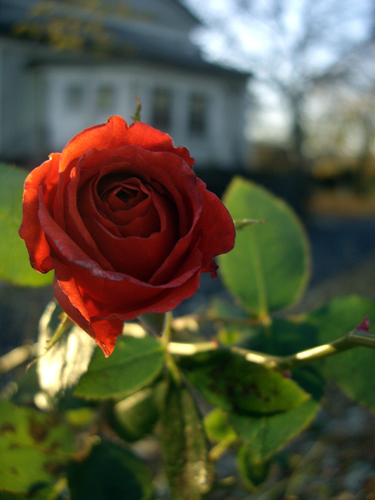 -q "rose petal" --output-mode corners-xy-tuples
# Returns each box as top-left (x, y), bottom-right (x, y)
(53, 267), (123, 356)
(76, 149), (194, 237)
(19, 155), (60, 273)
(64, 165), (116, 269)
(19, 117), (237, 357)
(53, 261), (91, 325)
(60, 116), (194, 174)
(194, 179), (236, 275)
(72, 259), (202, 321)
(90, 317), (124, 356)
